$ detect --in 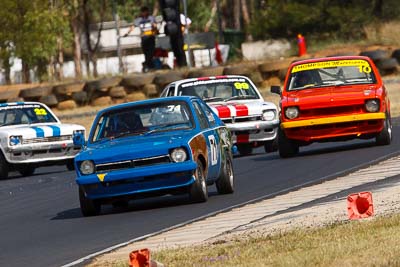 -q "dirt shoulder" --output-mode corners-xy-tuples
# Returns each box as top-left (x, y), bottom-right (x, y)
(85, 154), (400, 266)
